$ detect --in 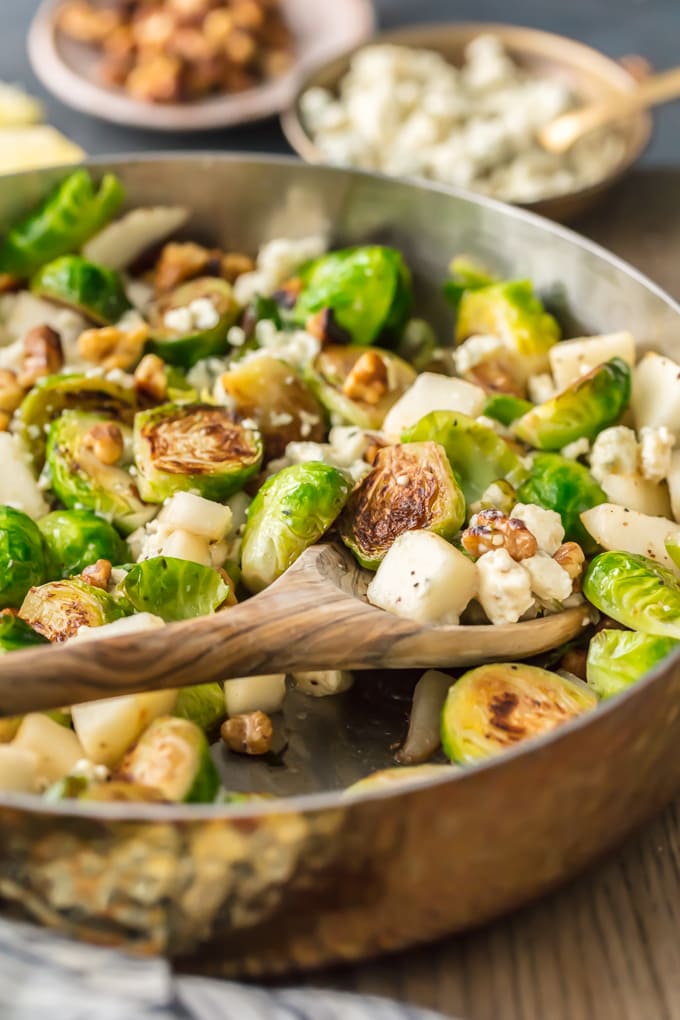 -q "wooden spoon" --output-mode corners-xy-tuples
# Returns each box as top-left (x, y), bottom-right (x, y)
(539, 66), (680, 154)
(0, 544), (592, 717)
